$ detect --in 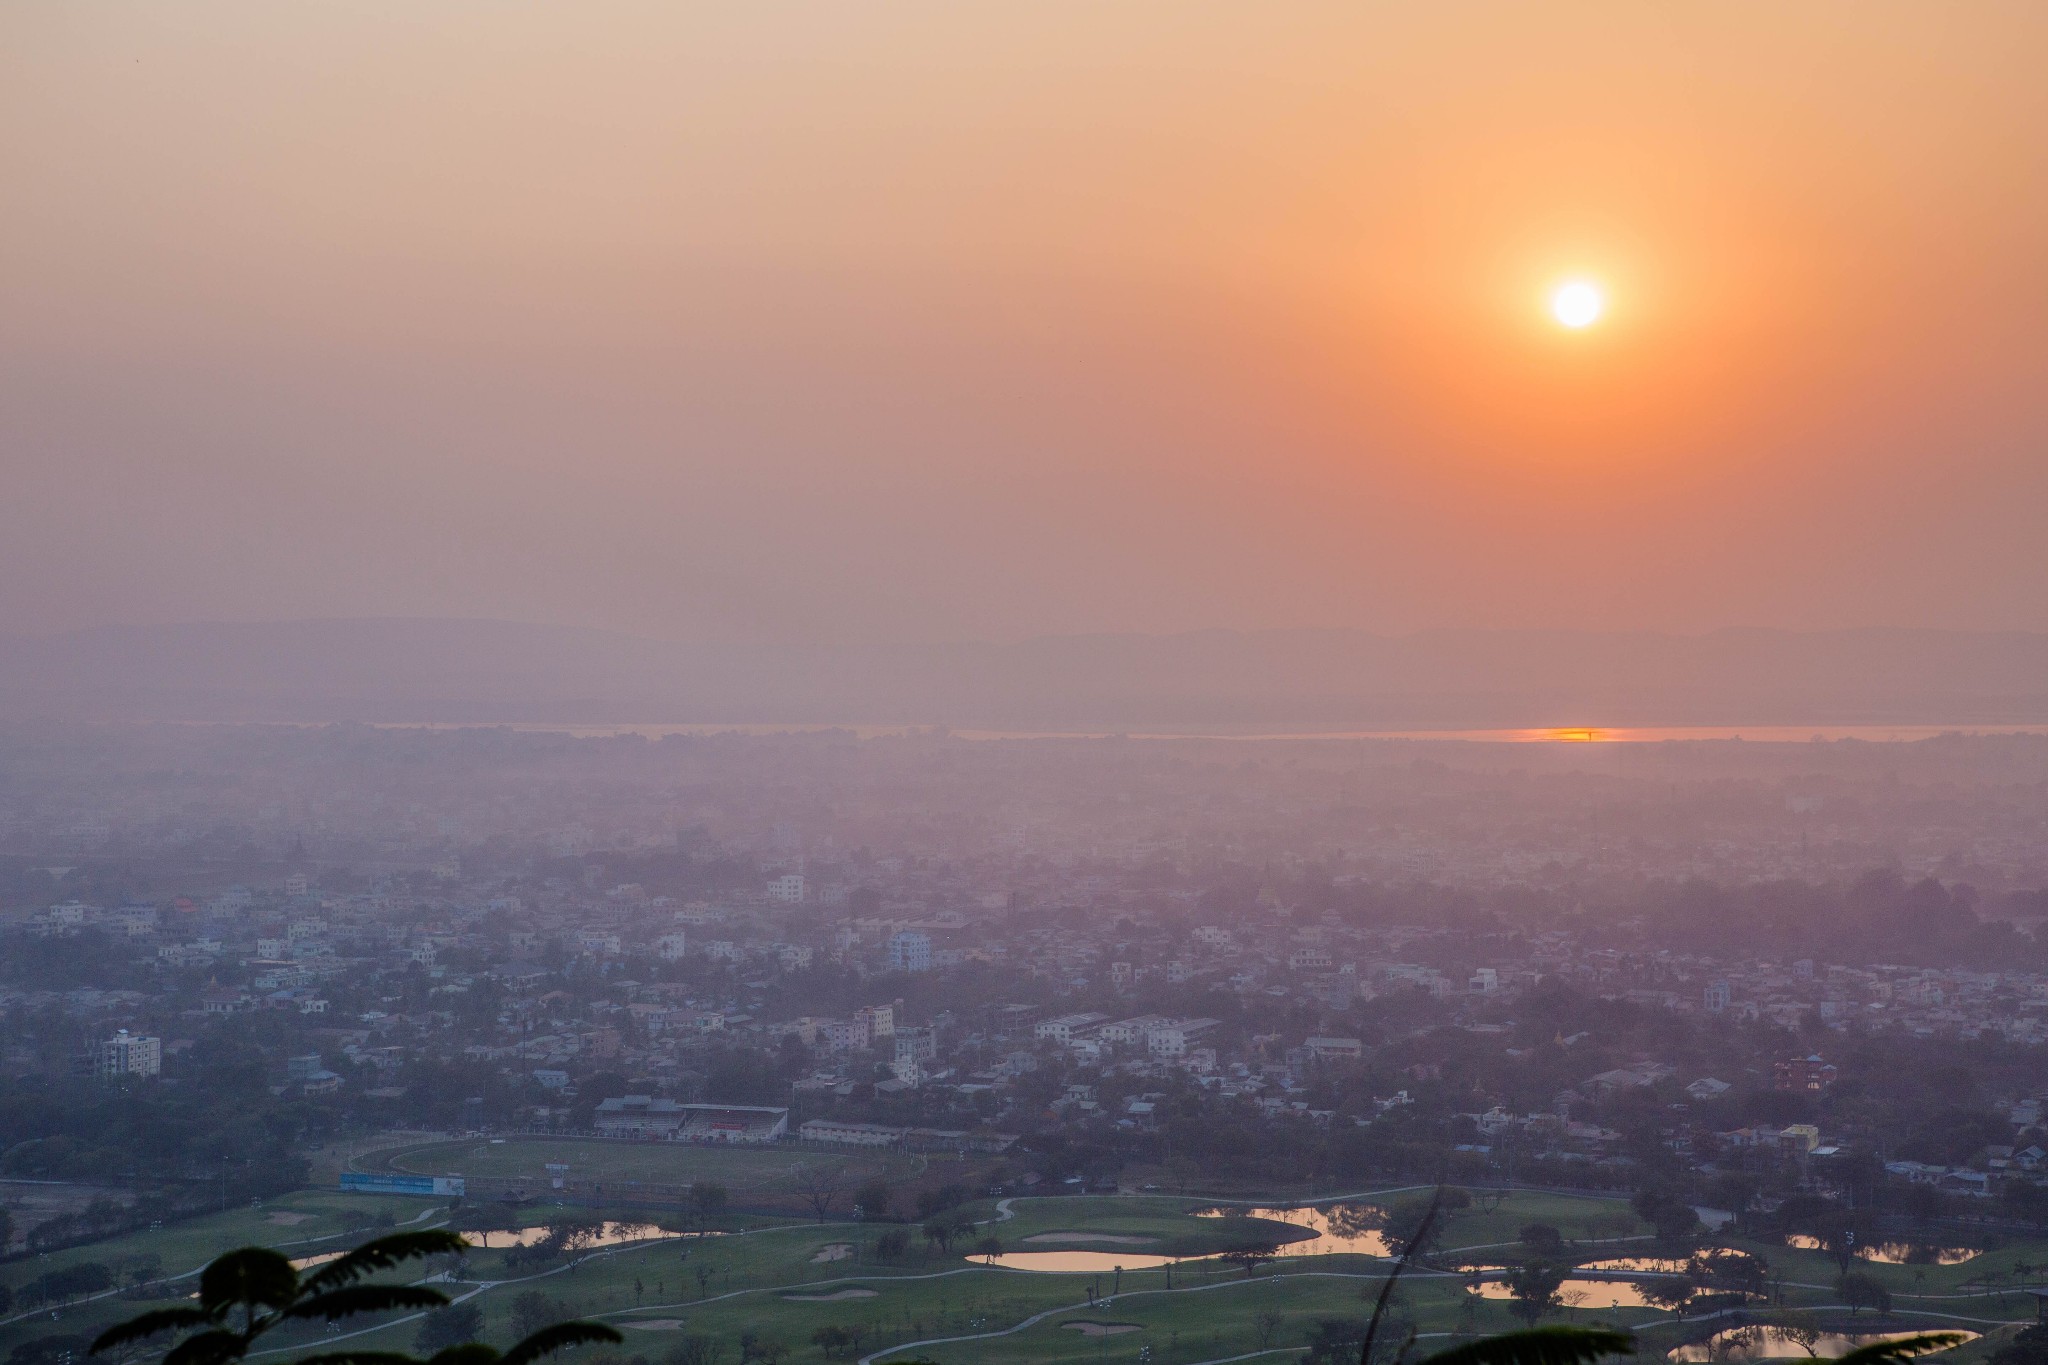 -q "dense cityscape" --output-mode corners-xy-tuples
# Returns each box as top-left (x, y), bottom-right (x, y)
(7, 724), (2048, 1271)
